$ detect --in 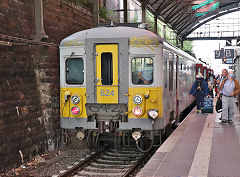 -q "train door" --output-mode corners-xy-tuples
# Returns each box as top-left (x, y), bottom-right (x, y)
(203, 67), (207, 79)
(95, 44), (118, 103)
(196, 64), (203, 76)
(175, 55), (179, 122)
(207, 68), (211, 77)
(169, 53), (174, 120)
